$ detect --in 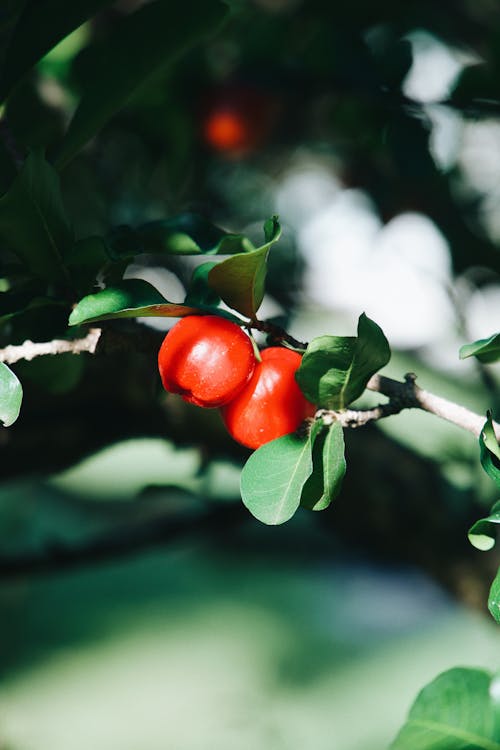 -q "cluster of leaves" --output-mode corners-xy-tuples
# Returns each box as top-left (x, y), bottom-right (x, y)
(0, 0), (229, 422)
(0, 156), (391, 526)
(3, 2), (500, 745)
(460, 335), (500, 626)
